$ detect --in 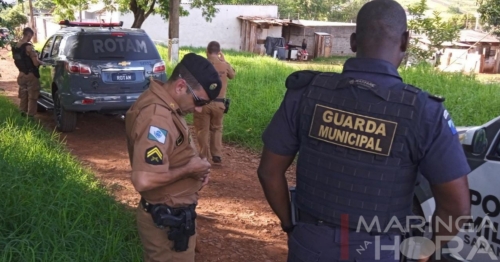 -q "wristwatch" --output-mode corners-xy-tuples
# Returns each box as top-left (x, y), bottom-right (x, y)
(281, 223), (295, 233)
